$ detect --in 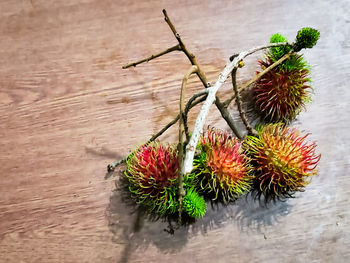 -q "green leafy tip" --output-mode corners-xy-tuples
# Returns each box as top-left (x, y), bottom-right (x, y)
(269, 33), (292, 61)
(182, 188), (206, 219)
(294, 27), (320, 51)
(266, 33), (310, 72)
